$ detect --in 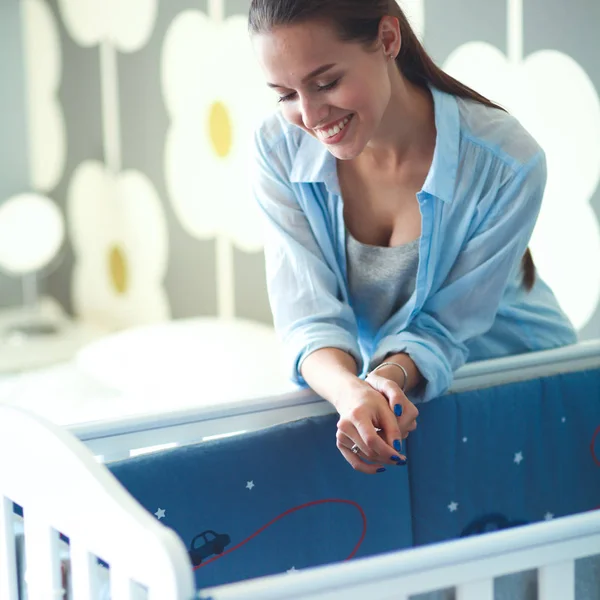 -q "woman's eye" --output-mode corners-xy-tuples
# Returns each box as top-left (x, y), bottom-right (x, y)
(277, 92), (296, 103)
(317, 78), (341, 92)
(276, 78), (341, 103)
